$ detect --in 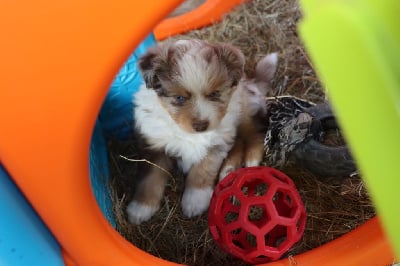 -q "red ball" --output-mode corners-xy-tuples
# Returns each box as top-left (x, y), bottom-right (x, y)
(208, 166), (306, 264)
